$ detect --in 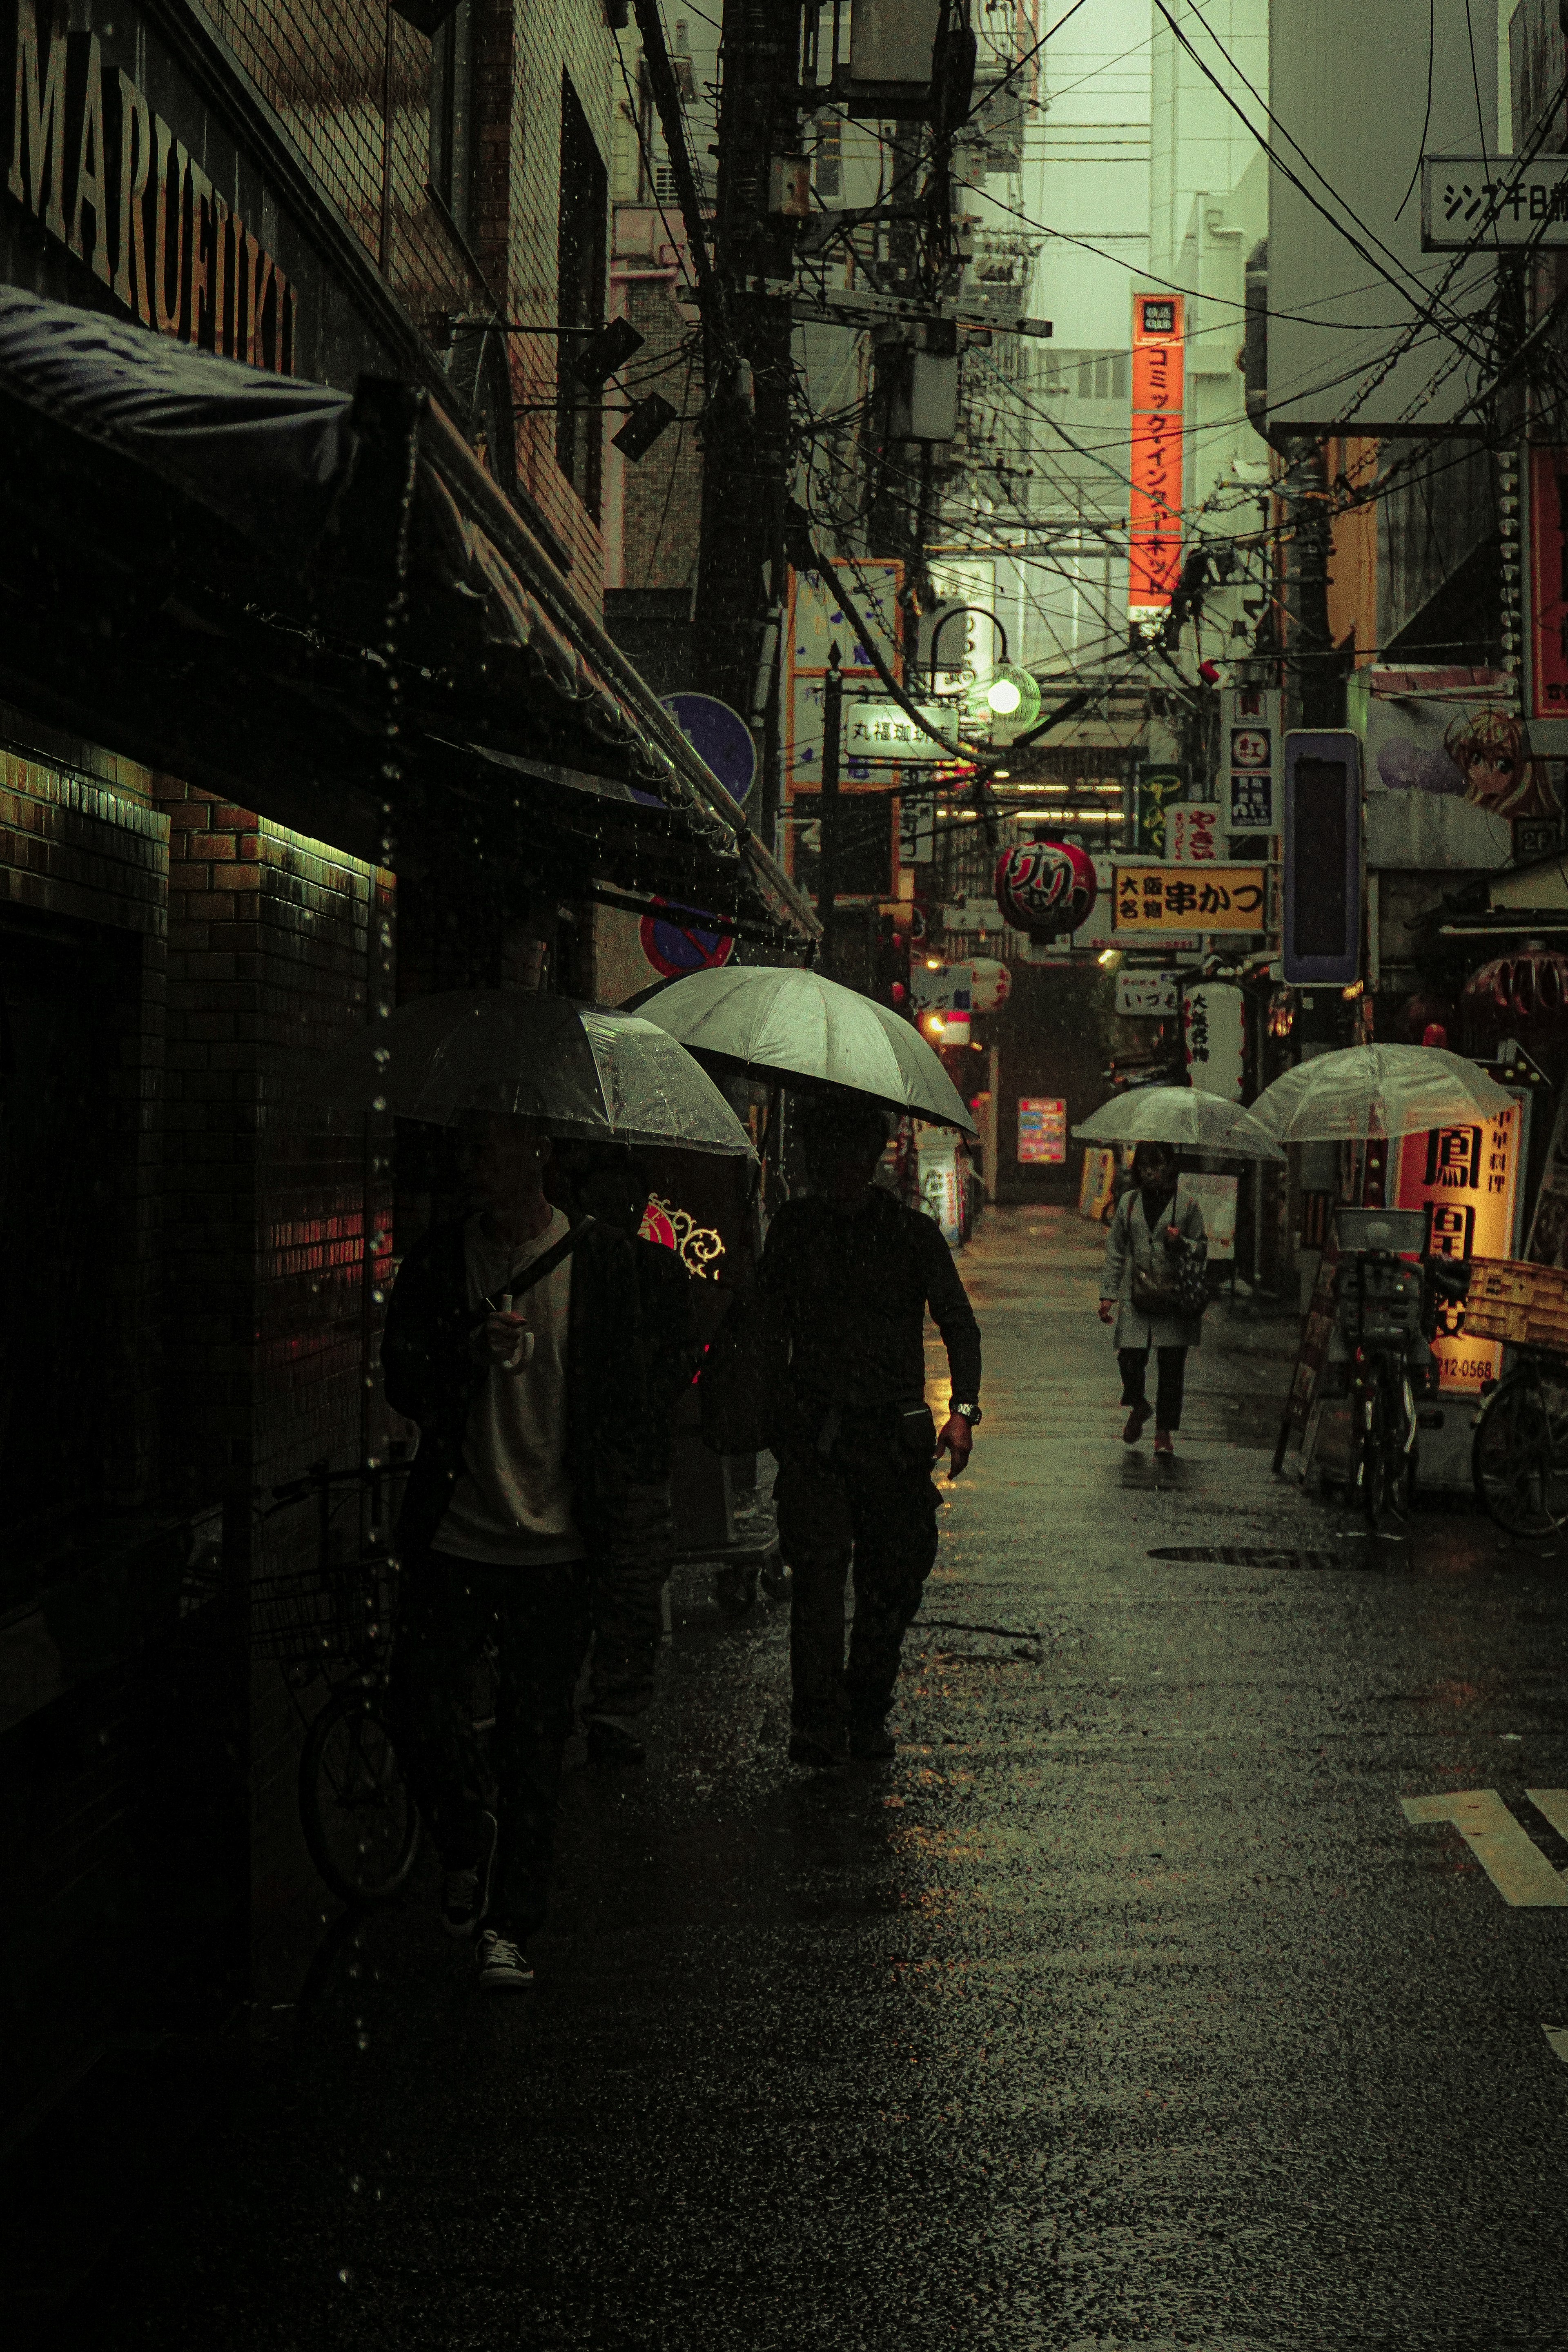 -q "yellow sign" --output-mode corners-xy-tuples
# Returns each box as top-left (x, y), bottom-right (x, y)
(1392, 1105), (1521, 1394)
(1078, 1146), (1118, 1222)
(1112, 865), (1267, 933)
